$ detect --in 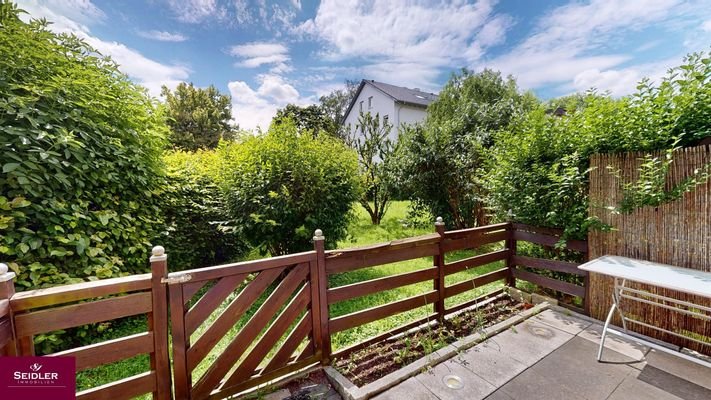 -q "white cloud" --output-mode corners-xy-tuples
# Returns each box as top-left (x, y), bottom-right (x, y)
(703, 19), (711, 32)
(230, 42), (291, 71)
(17, 0), (190, 97)
(481, 0), (697, 95)
(298, 0), (505, 90)
(137, 30), (188, 42)
(165, 0), (223, 23)
(568, 57), (677, 95)
(228, 74), (314, 131)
